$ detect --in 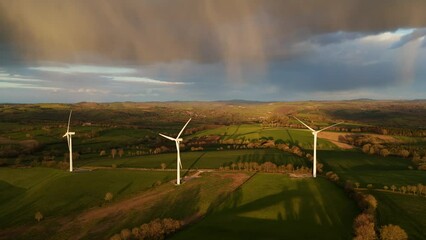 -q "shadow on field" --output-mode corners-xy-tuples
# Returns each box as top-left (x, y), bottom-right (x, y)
(182, 152), (206, 178)
(176, 179), (353, 240)
(148, 186), (201, 220)
(209, 181), (341, 227)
